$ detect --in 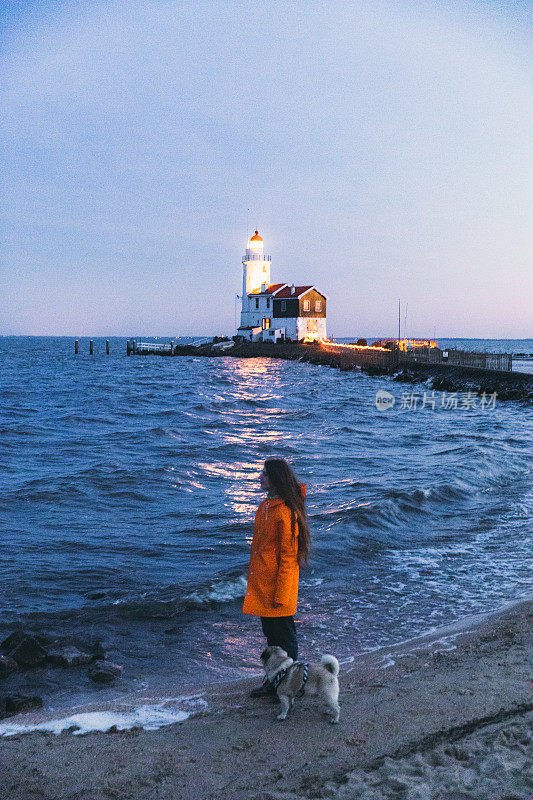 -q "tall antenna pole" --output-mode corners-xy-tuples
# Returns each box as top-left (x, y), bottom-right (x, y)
(404, 302), (408, 341)
(398, 299), (401, 343)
